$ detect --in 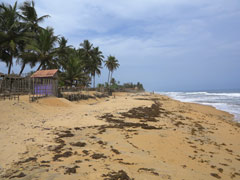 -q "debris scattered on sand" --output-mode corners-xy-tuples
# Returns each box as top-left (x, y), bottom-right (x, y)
(102, 170), (133, 180)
